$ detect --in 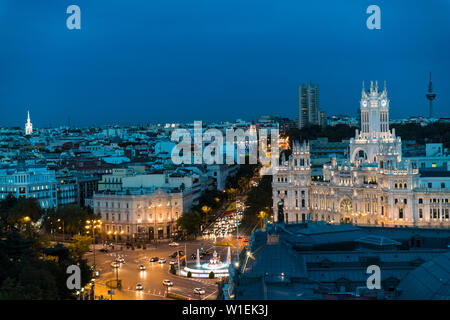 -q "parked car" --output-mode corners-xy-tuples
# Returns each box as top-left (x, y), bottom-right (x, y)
(169, 242), (179, 247)
(194, 288), (205, 295)
(150, 257), (159, 262)
(136, 283), (144, 290)
(169, 260), (176, 265)
(162, 279), (173, 286)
